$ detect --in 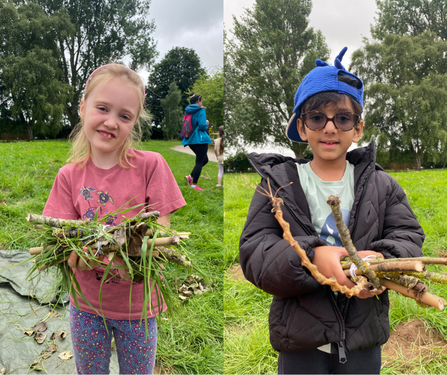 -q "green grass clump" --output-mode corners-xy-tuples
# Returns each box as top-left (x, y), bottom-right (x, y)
(0, 140), (223, 374)
(224, 169), (447, 374)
